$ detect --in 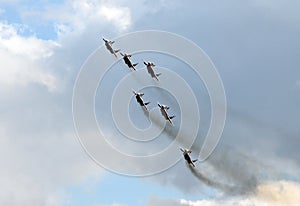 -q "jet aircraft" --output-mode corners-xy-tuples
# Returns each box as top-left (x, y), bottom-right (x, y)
(157, 103), (175, 125)
(180, 148), (197, 167)
(143, 61), (161, 81)
(133, 90), (150, 111)
(120, 53), (138, 71)
(102, 38), (120, 58)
